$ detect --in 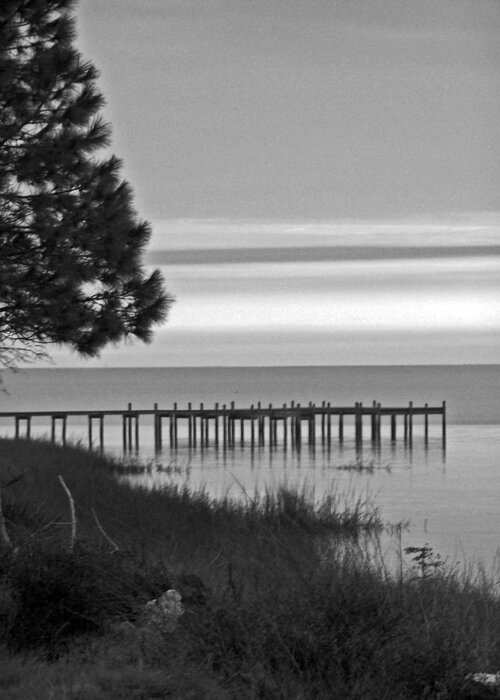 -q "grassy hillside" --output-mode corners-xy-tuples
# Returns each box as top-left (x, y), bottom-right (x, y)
(0, 438), (499, 698)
